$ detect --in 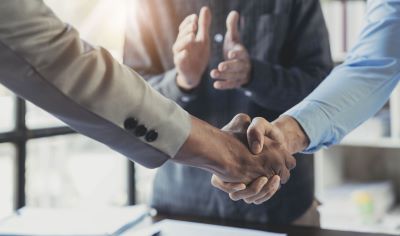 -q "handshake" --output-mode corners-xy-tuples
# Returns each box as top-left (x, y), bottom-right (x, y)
(174, 114), (309, 205)
(170, 6), (310, 204)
